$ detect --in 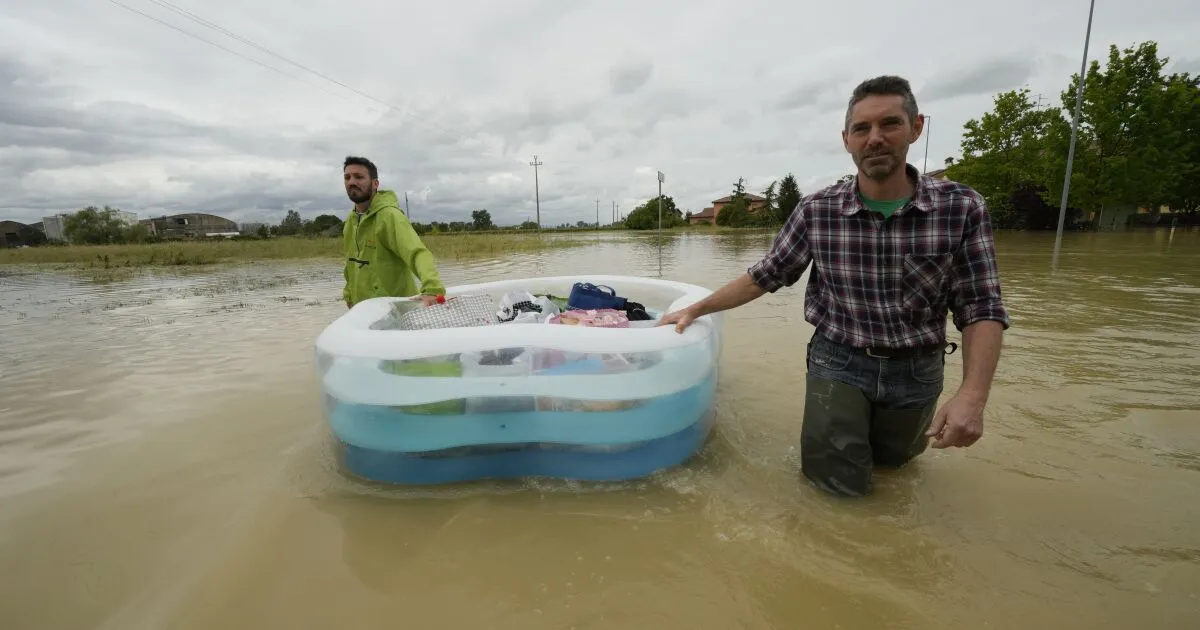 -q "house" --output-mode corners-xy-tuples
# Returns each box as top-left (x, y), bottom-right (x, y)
(924, 168), (949, 181)
(141, 213), (239, 239)
(688, 193), (769, 225)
